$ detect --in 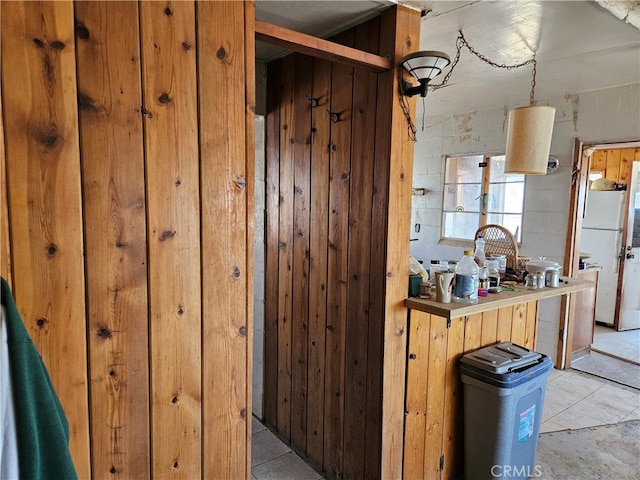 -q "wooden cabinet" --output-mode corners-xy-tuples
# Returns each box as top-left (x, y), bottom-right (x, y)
(403, 278), (593, 479)
(403, 302), (538, 480)
(571, 268), (600, 360)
